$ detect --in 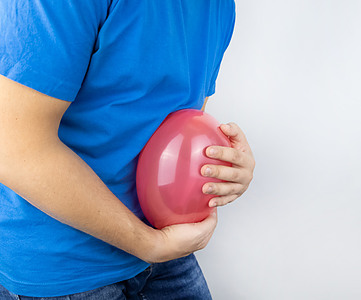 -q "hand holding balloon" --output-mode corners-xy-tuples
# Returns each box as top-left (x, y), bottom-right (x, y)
(148, 209), (218, 263)
(201, 122), (255, 207)
(135, 113), (254, 262)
